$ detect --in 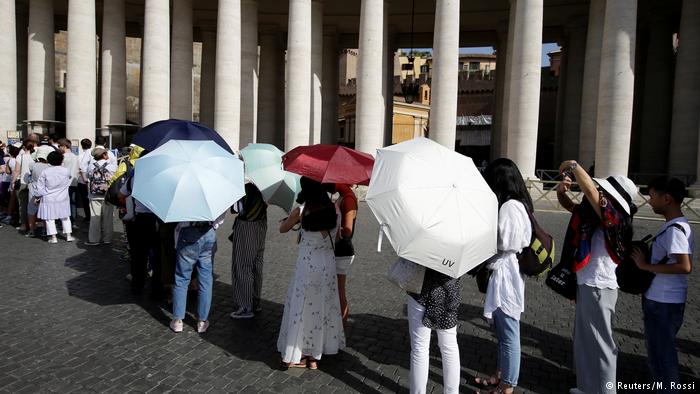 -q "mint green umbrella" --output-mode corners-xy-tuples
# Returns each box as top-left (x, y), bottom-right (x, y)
(240, 143), (301, 213)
